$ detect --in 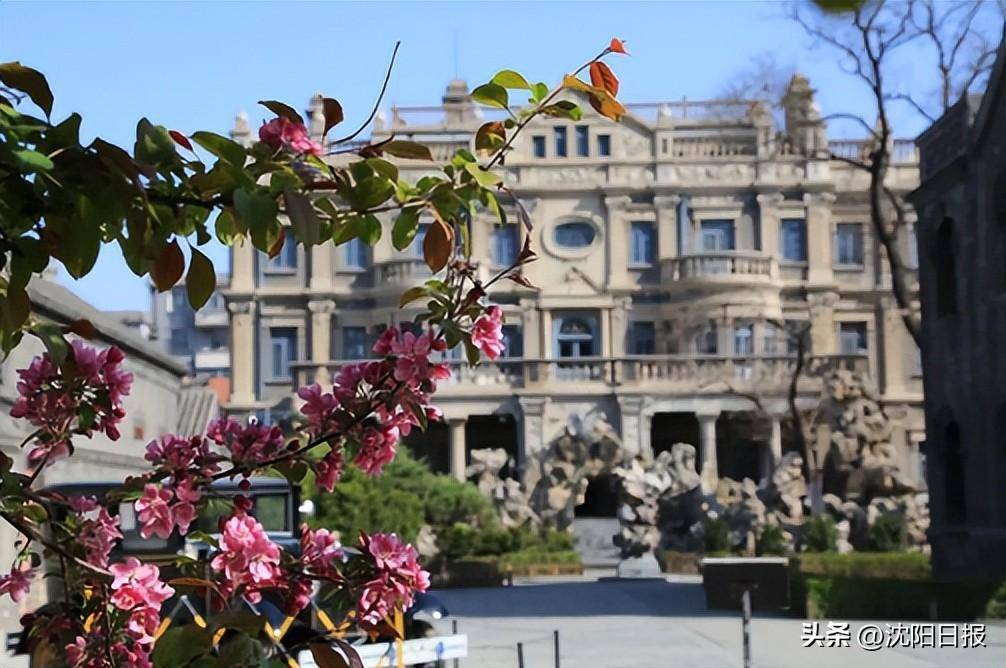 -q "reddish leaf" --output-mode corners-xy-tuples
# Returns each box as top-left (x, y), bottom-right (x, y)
(151, 240), (184, 292)
(268, 227), (287, 259)
(475, 121), (506, 152)
(0, 61), (53, 116)
(562, 75), (626, 122)
(517, 234), (538, 263)
(589, 61), (619, 96)
(169, 130), (193, 151)
(423, 215), (454, 273)
(322, 98), (344, 135)
(258, 99), (304, 125)
(609, 38), (628, 54)
(507, 273), (538, 289)
(64, 319), (97, 340)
